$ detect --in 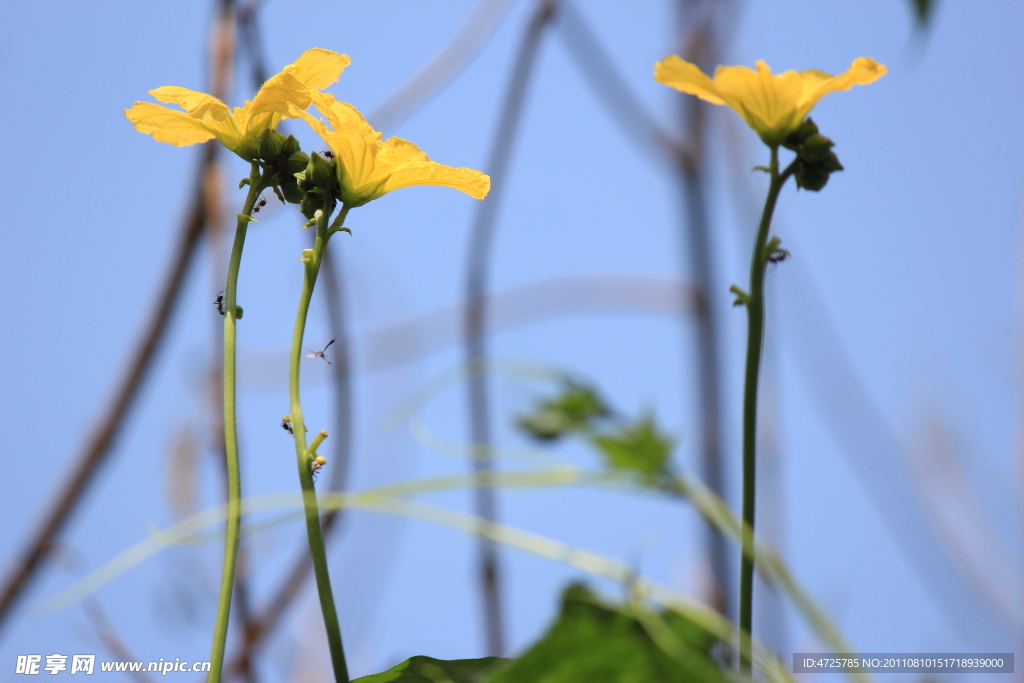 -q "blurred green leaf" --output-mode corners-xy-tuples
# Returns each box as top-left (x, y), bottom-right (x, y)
(488, 584), (732, 683)
(593, 415), (672, 483)
(353, 656), (507, 683)
(517, 382), (609, 441)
